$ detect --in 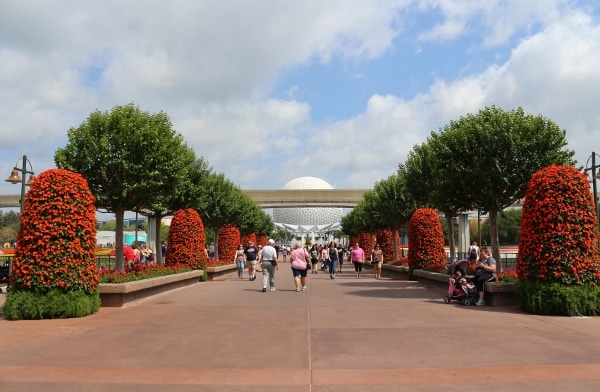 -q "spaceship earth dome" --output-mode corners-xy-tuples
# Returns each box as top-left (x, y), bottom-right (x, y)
(272, 176), (342, 225)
